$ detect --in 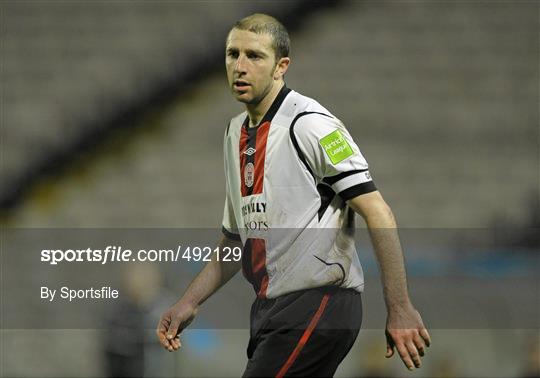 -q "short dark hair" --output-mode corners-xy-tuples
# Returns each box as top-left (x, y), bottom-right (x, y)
(231, 13), (290, 60)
